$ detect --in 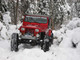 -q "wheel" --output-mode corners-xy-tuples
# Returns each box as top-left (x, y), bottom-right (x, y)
(42, 39), (49, 52)
(42, 41), (49, 52)
(11, 33), (19, 52)
(41, 42), (44, 49)
(49, 38), (53, 45)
